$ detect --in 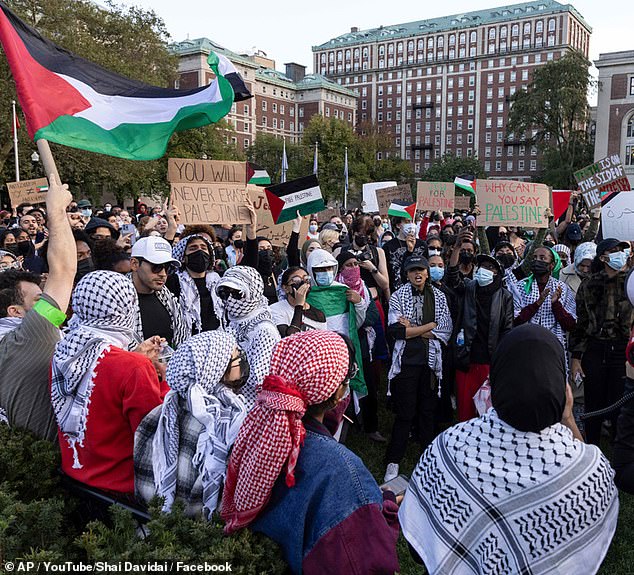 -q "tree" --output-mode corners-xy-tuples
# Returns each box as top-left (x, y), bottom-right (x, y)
(0, 0), (178, 202)
(420, 153), (487, 181)
(506, 50), (594, 189)
(246, 133), (308, 185)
